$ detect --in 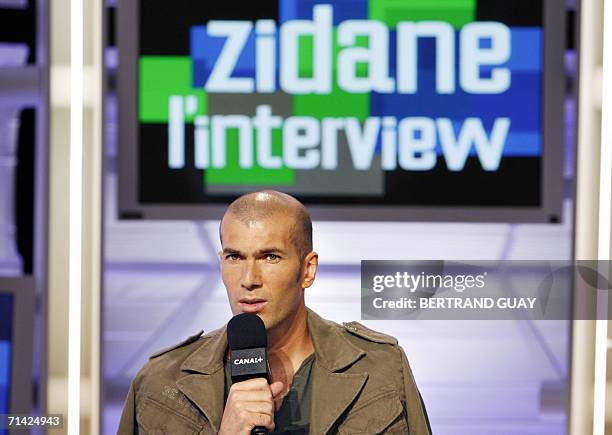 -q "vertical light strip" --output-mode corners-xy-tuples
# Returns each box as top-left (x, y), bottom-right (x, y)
(598, 1), (612, 259)
(68, 0), (83, 433)
(593, 0), (612, 434)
